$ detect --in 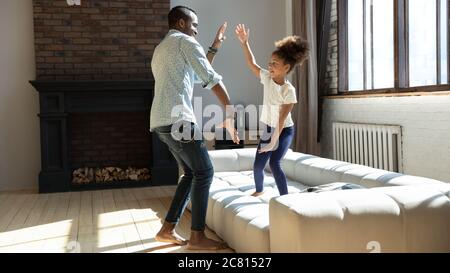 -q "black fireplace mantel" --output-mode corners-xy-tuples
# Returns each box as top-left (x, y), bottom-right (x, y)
(30, 80), (178, 193)
(30, 80), (155, 113)
(30, 80), (155, 92)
